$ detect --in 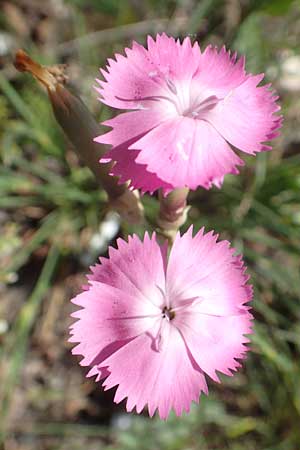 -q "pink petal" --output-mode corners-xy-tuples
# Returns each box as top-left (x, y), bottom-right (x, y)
(102, 321), (208, 419)
(70, 234), (168, 370)
(130, 118), (243, 190)
(101, 140), (173, 195)
(86, 365), (110, 382)
(175, 311), (253, 382)
(166, 227), (252, 315)
(95, 108), (170, 147)
(97, 34), (199, 111)
(194, 45), (247, 96)
(202, 75), (282, 154)
(94, 109), (173, 194)
(70, 281), (157, 367)
(88, 234), (168, 309)
(146, 34), (200, 82)
(95, 50), (162, 110)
